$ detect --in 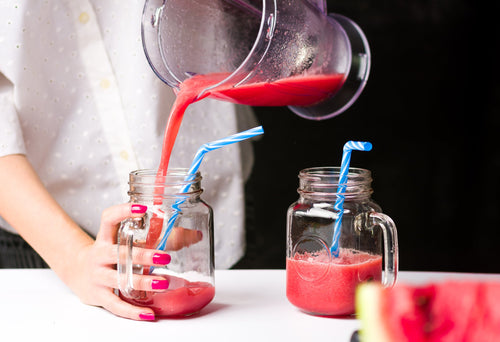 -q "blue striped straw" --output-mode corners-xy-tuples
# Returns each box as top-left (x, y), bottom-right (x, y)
(330, 141), (372, 257)
(155, 126), (264, 252)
